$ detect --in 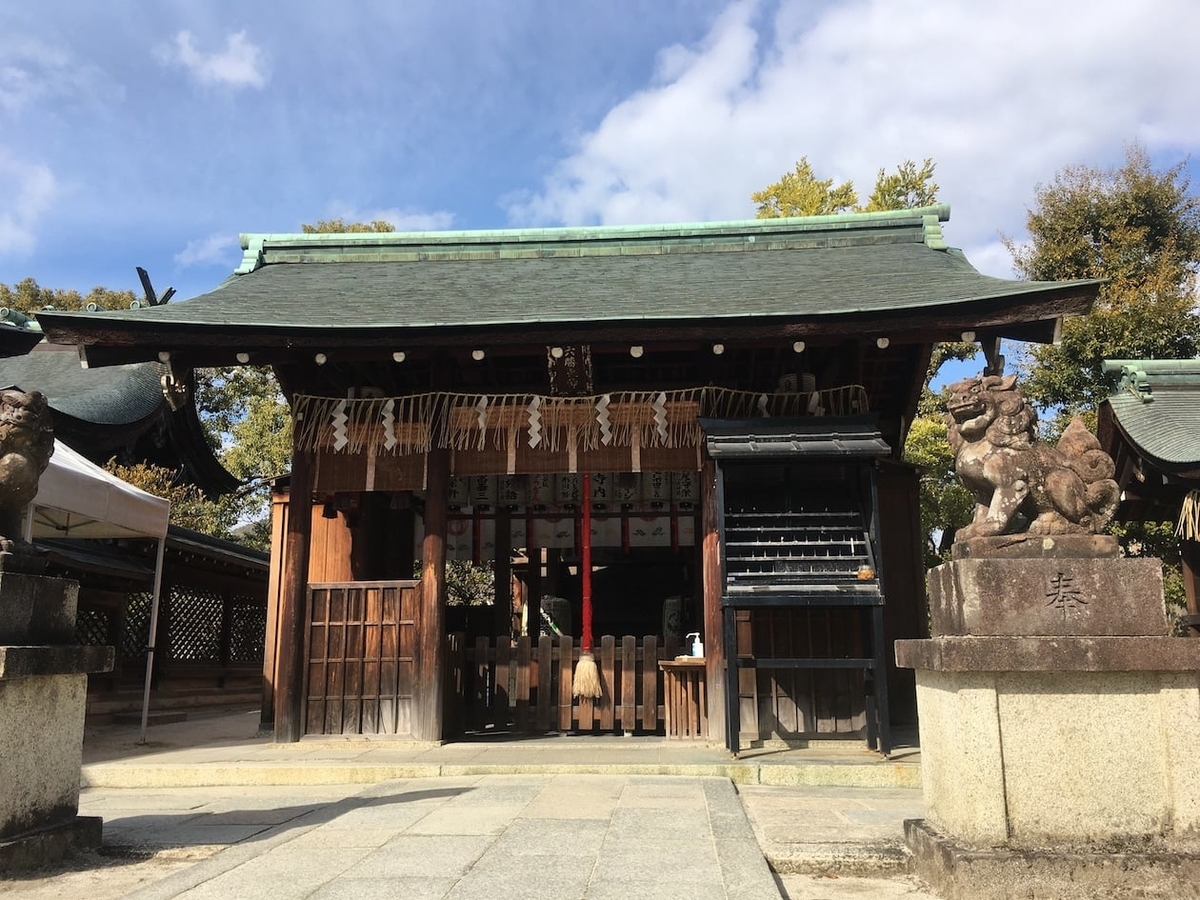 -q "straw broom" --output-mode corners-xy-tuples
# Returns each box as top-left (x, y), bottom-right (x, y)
(572, 472), (603, 699)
